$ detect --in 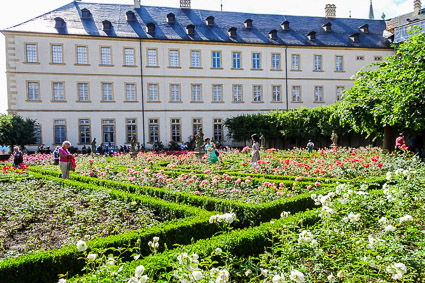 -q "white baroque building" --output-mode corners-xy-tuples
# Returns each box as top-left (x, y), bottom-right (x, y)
(2, 0), (394, 150)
